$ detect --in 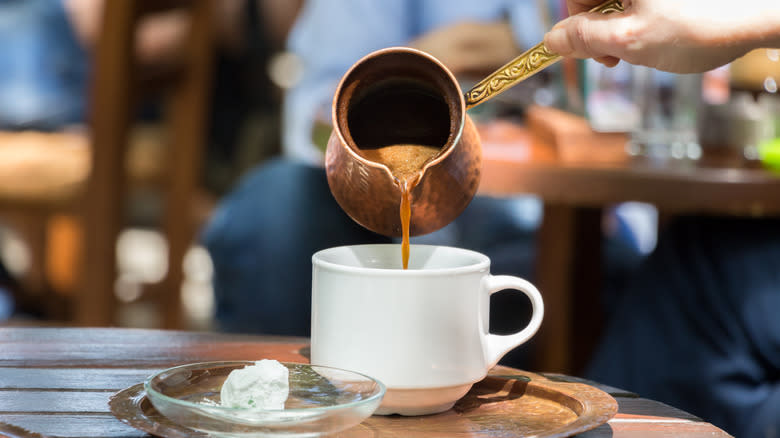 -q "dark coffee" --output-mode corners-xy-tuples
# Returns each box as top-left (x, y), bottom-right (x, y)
(347, 79), (451, 150)
(346, 78), (449, 269)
